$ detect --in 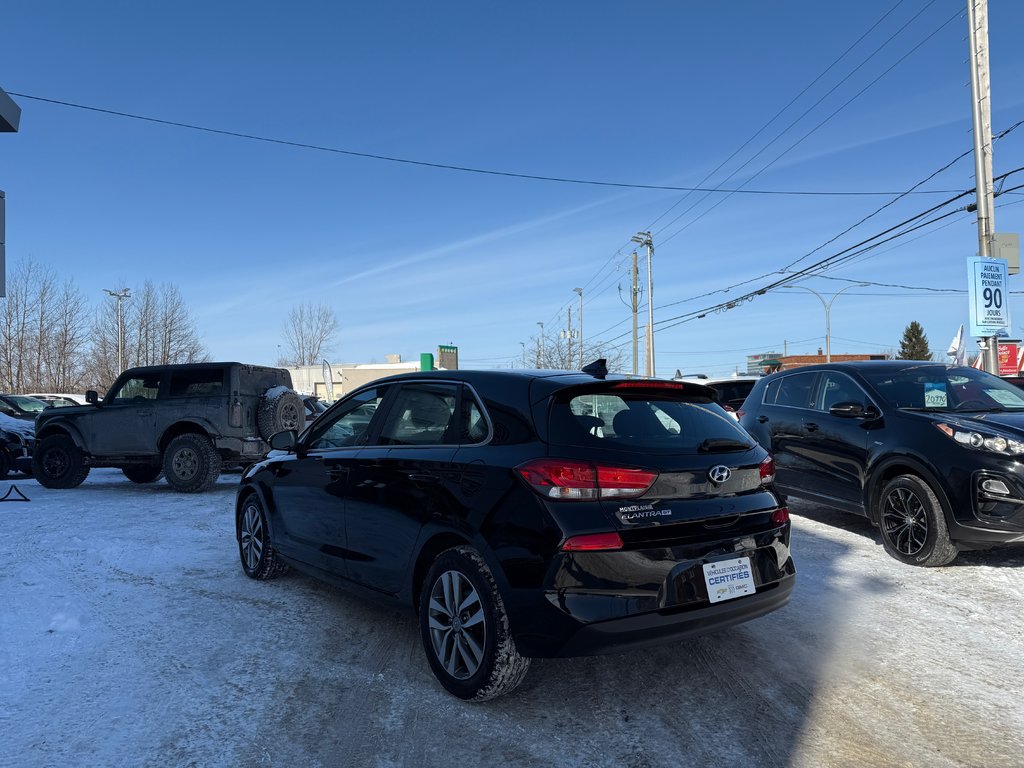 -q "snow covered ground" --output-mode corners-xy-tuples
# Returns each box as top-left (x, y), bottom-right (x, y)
(2, 469), (1023, 768)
